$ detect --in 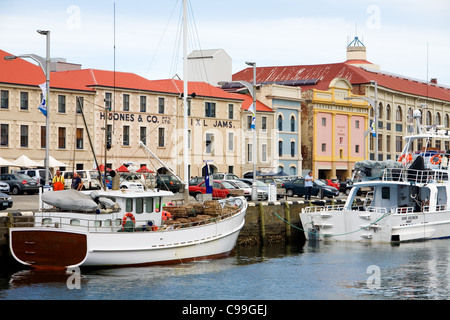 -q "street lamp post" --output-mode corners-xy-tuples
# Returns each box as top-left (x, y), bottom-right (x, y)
(345, 81), (378, 160)
(4, 30), (51, 186)
(245, 61), (258, 201)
